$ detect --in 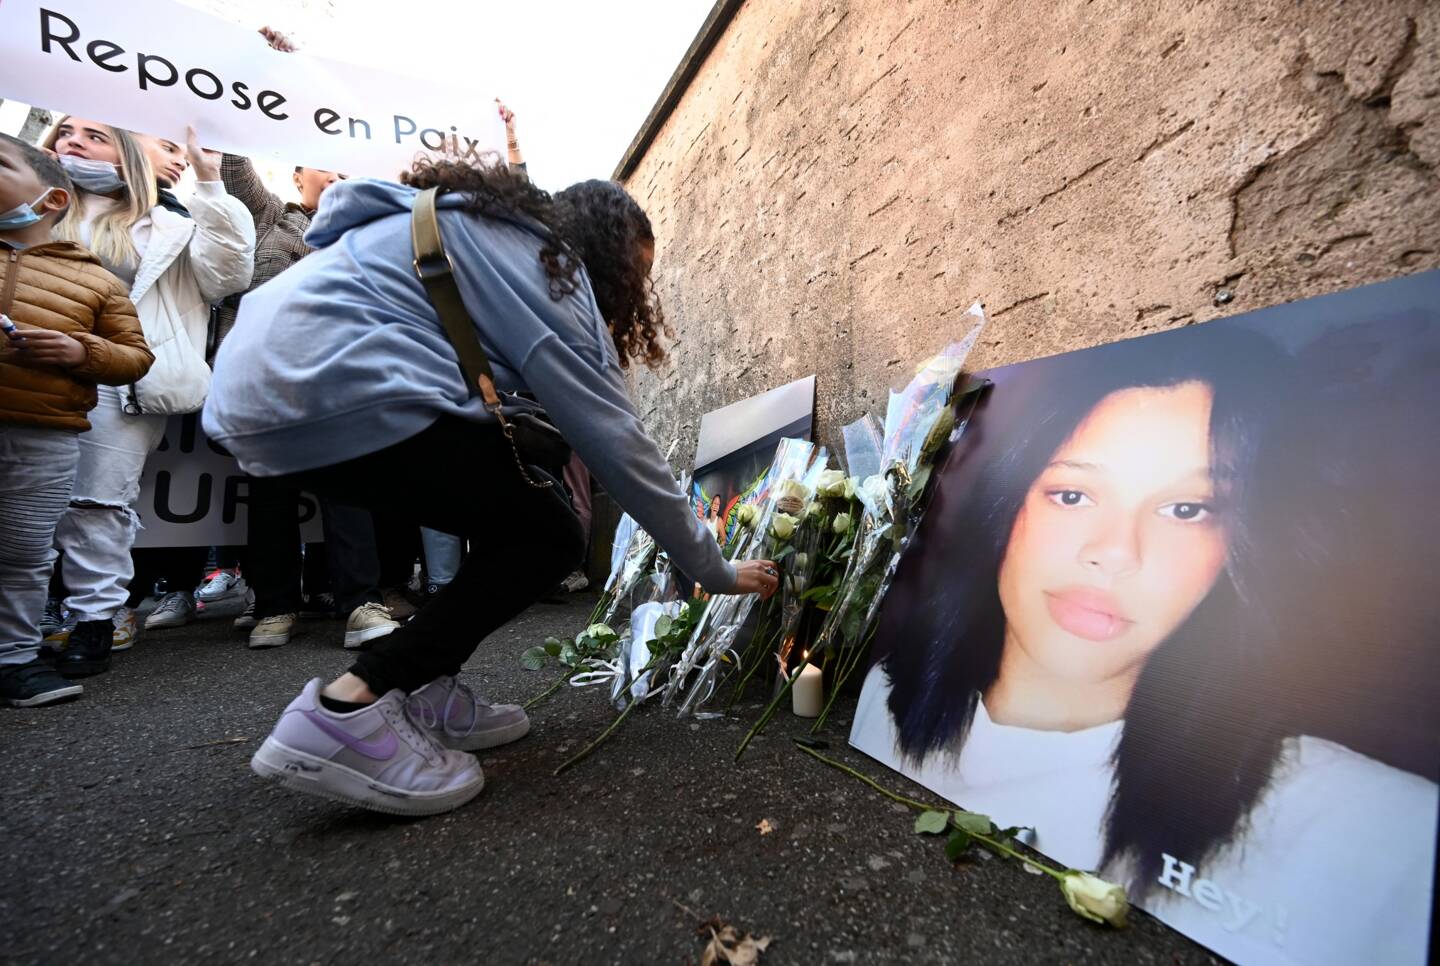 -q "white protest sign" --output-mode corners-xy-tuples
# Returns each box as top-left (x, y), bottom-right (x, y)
(0, 0), (505, 178)
(134, 413), (323, 548)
